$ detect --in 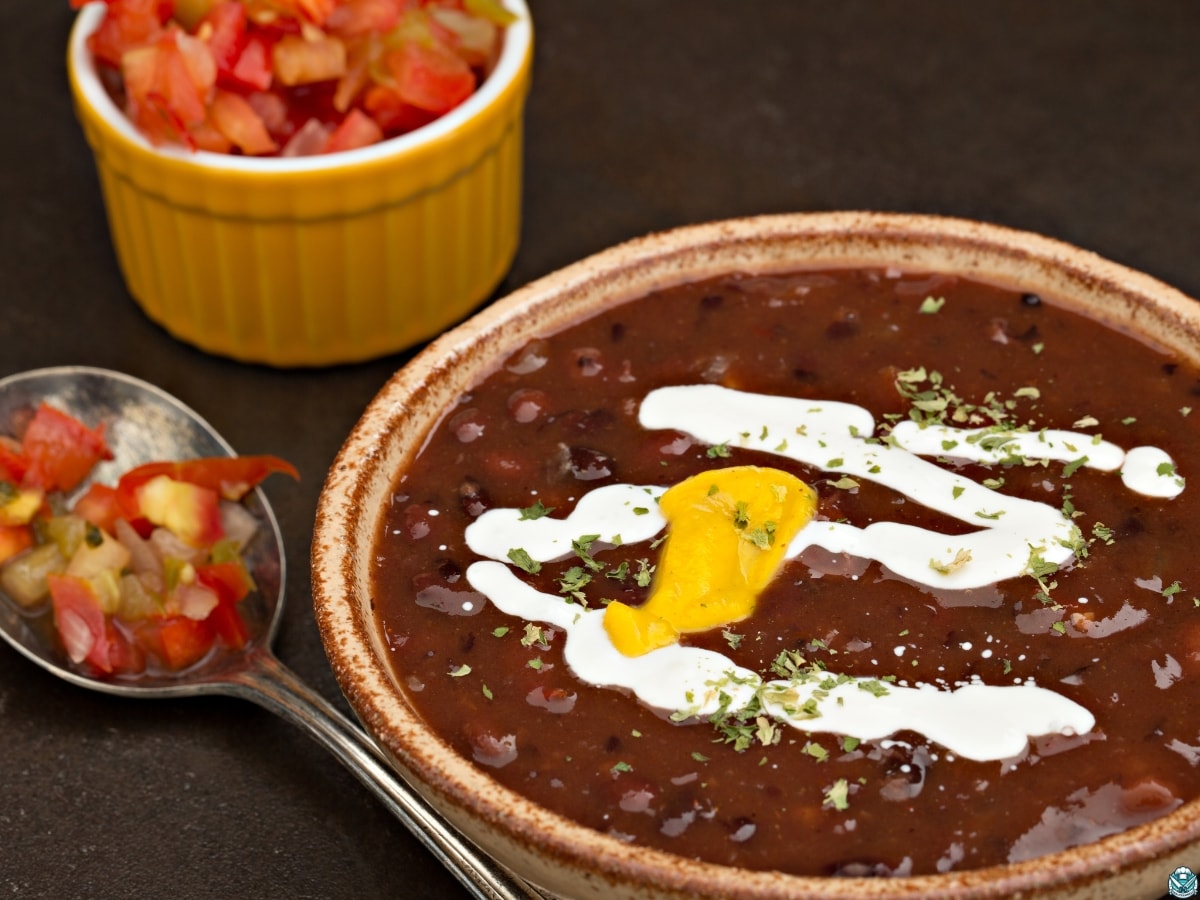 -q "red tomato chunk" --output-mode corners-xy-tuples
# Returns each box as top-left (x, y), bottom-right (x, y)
(73, 0), (517, 156)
